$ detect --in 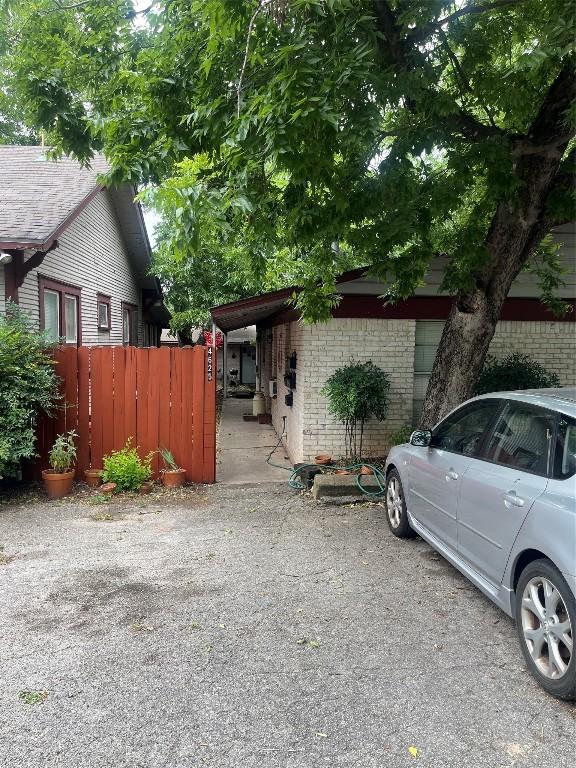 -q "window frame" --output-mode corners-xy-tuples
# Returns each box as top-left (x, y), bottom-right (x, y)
(97, 293), (112, 331)
(430, 397), (504, 459)
(550, 413), (576, 481)
(477, 400), (559, 479)
(38, 276), (82, 346)
(121, 301), (138, 346)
